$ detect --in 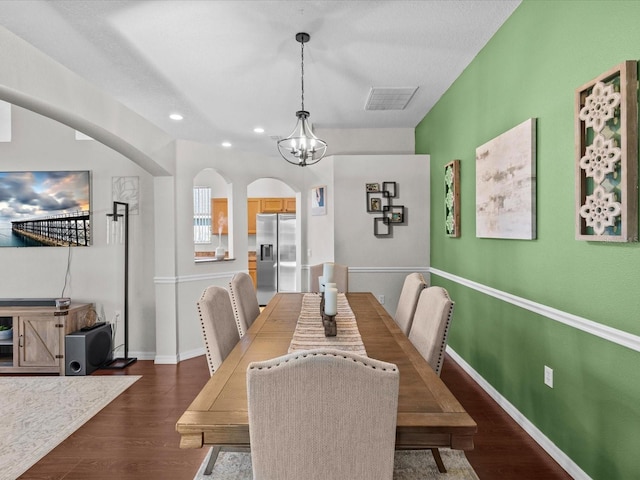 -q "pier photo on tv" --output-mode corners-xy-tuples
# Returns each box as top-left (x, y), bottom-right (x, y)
(0, 171), (91, 247)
